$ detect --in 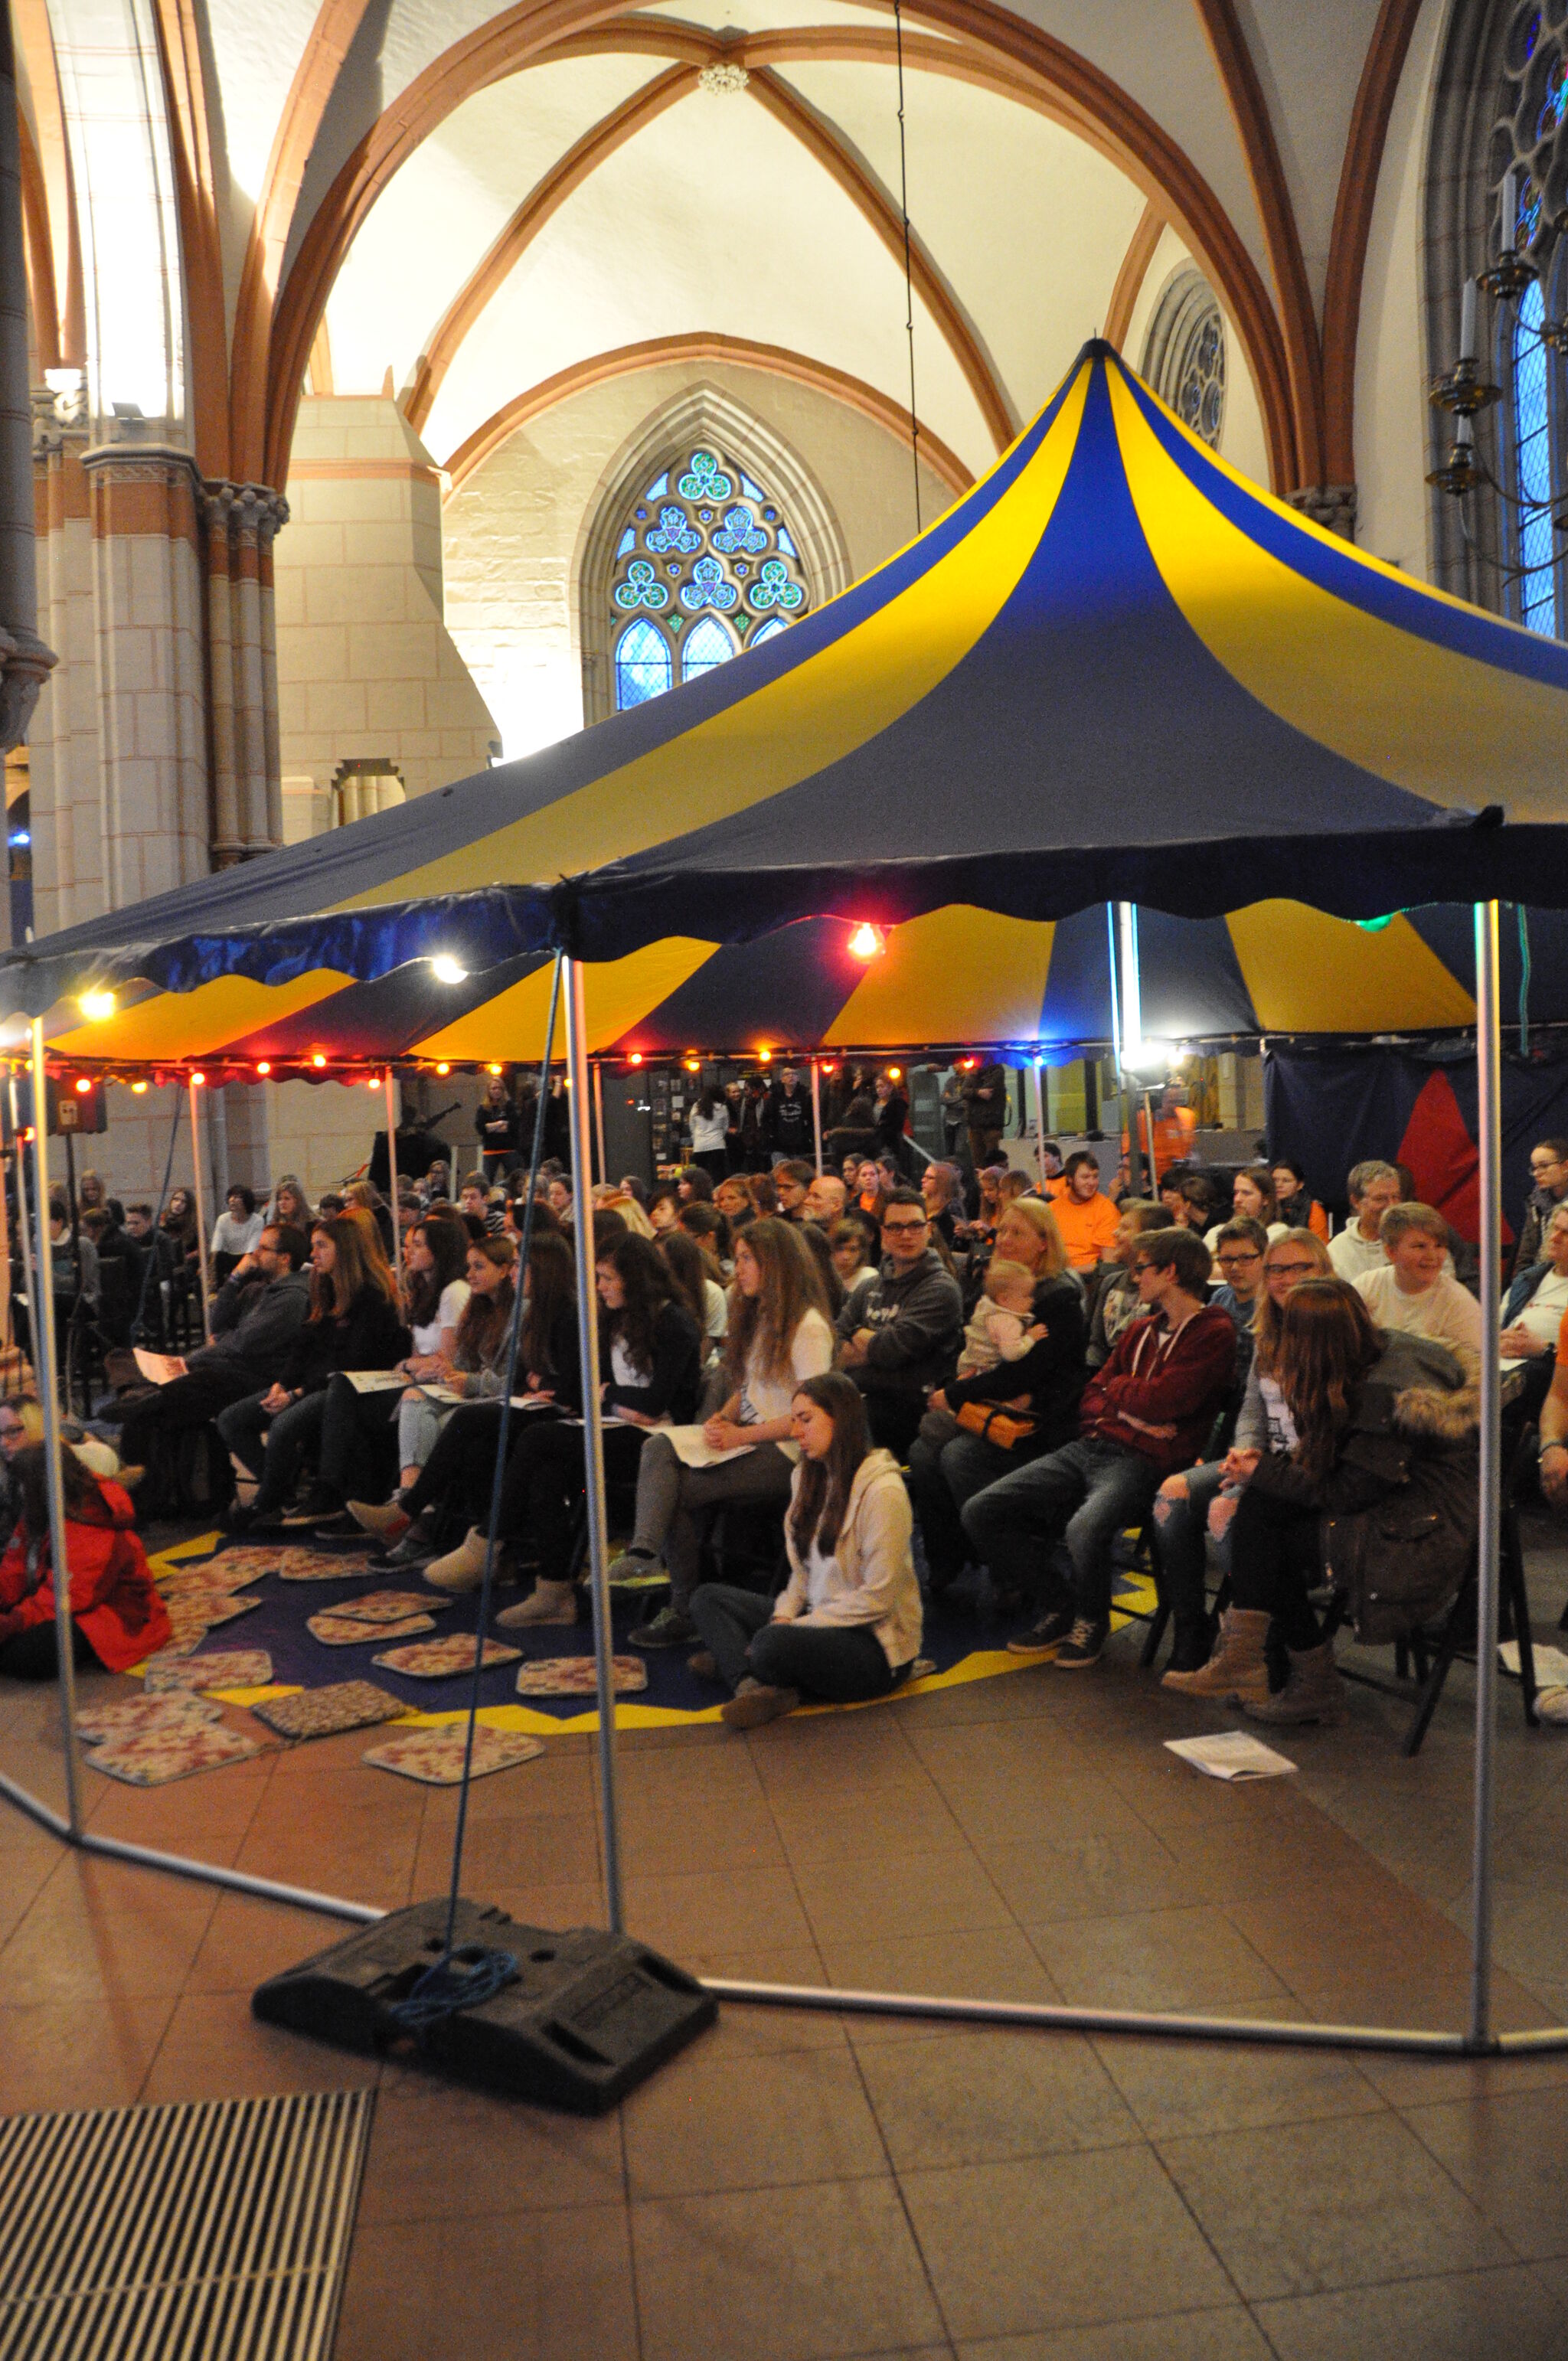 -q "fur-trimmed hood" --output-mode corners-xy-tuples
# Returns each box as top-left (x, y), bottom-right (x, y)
(1361, 1330), (1478, 1445)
